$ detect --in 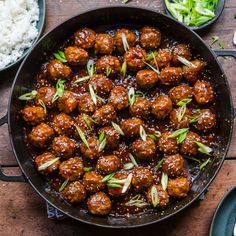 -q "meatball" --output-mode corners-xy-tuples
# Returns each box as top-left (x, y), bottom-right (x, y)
(93, 104), (116, 125)
(183, 59), (205, 84)
(35, 152), (60, 176)
(36, 87), (57, 109)
(146, 185), (170, 209)
(172, 44), (192, 64)
(87, 192), (112, 216)
(96, 55), (121, 76)
(169, 84), (193, 104)
(21, 106), (46, 126)
(159, 67), (182, 85)
(64, 46), (88, 66)
(74, 114), (94, 137)
(124, 47), (147, 71)
(114, 28), (136, 53)
(96, 155), (120, 174)
(140, 26), (161, 50)
(94, 33), (114, 55)
(82, 172), (105, 193)
(62, 181), (86, 204)
(169, 107), (191, 130)
(136, 69), (158, 89)
(52, 135), (76, 158)
(59, 157), (84, 181)
(58, 91), (78, 113)
(151, 95), (173, 119)
(150, 49), (172, 68)
(131, 138), (157, 161)
(193, 80), (214, 105)
(80, 137), (101, 160)
(98, 126), (120, 149)
(47, 59), (72, 81)
(88, 74), (113, 96)
(158, 131), (179, 155)
(120, 117), (143, 138)
(74, 27), (96, 49)
(78, 93), (102, 115)
(29, 123), (54, 148)
(167, 178), (190, 199)
(129, 96), (151, 118)
(52, 113), (74, 136)
(162, 154), (185, 178)
(180, 131), (201, 156)
(108, 86), (129, 110)
(132, 167), (153, 191)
